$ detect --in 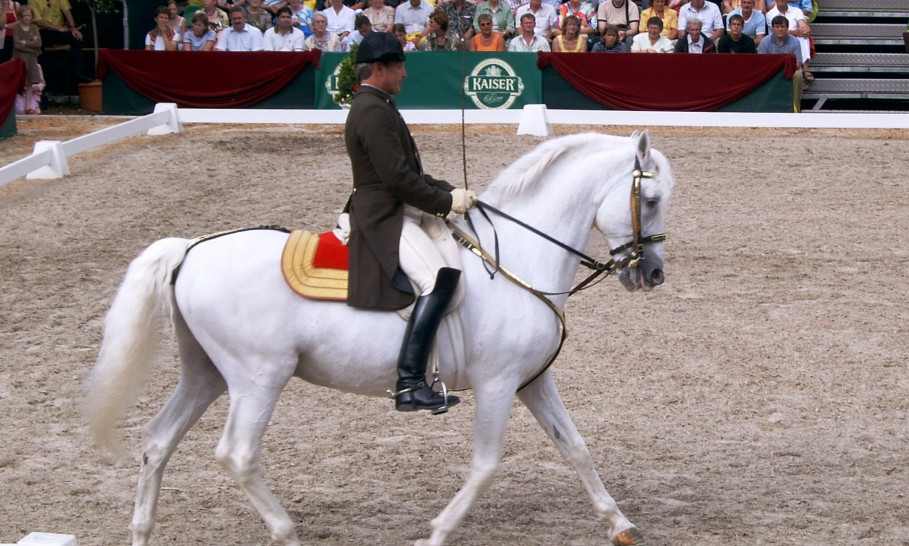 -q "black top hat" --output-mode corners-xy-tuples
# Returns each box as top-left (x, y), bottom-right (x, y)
(355, 32), (407, 64)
